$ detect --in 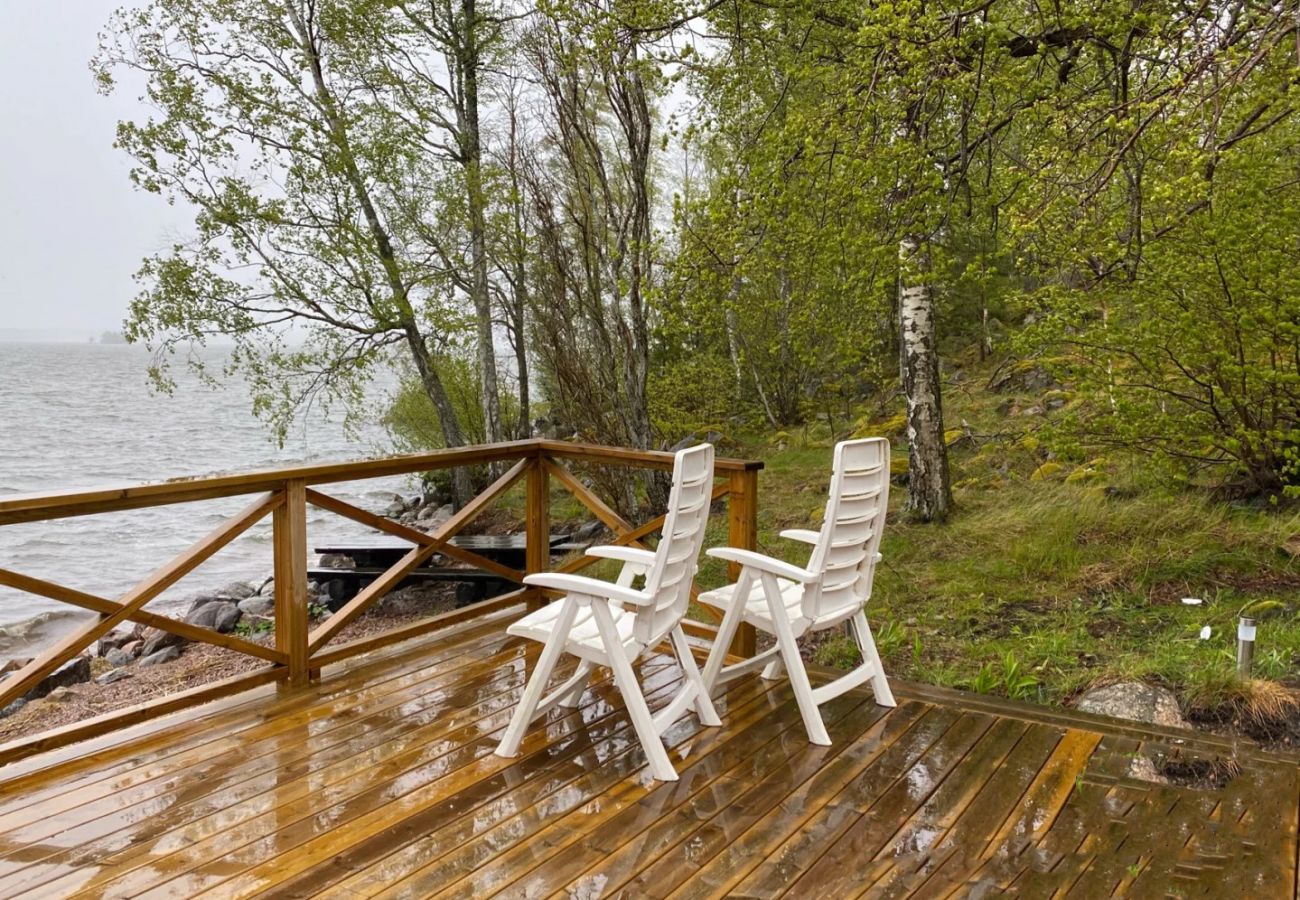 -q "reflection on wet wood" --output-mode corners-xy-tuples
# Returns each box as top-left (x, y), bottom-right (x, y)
(0, 609), (1295, 899)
